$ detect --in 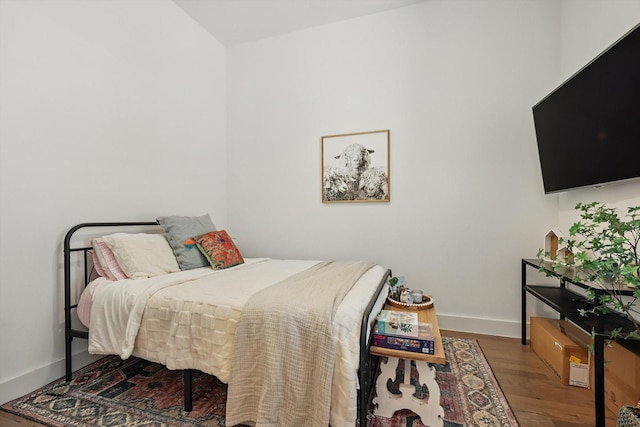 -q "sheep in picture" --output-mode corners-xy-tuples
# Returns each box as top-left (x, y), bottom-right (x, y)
(323, 166), (353, 201)
(358, 167), (388, 200)
(334, 143), (375, 183)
